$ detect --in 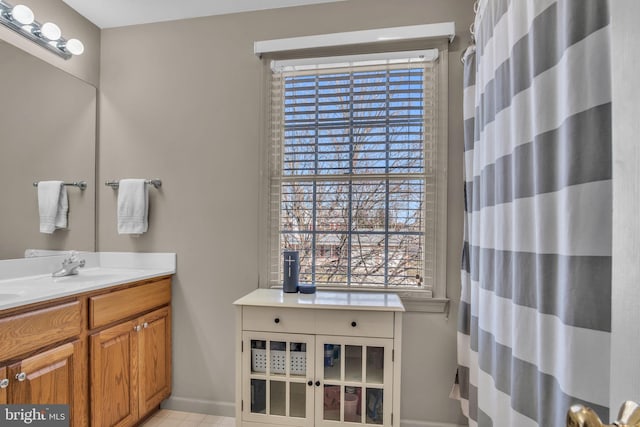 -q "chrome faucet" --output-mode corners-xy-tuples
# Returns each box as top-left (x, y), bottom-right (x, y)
(52, 252), (85, 277)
